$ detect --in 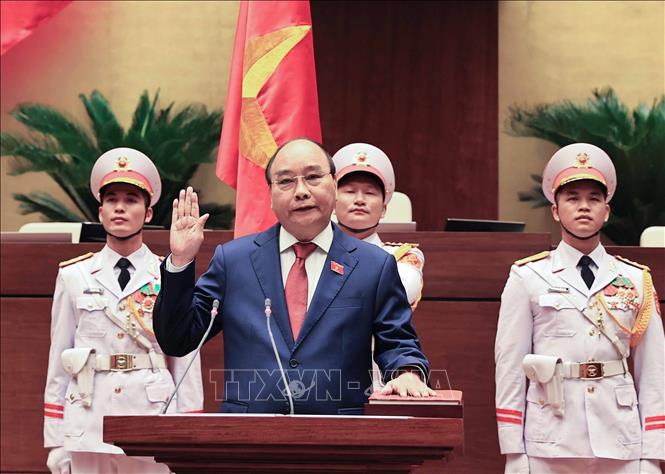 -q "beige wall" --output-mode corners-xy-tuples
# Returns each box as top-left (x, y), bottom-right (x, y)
(499, 0), (665, 240)
(1, 0), (239, 231)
